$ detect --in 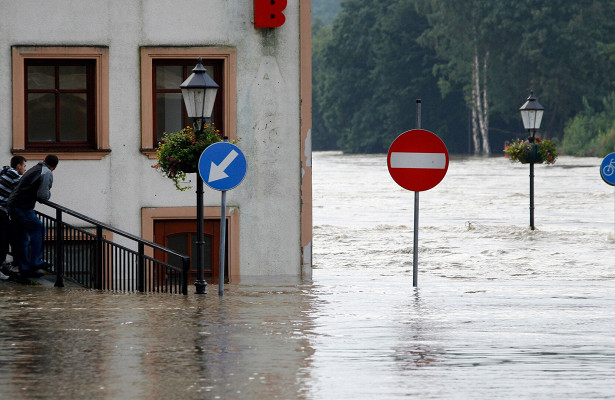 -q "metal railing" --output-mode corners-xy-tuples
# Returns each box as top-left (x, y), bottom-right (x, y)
(35, 200), (190, 295)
